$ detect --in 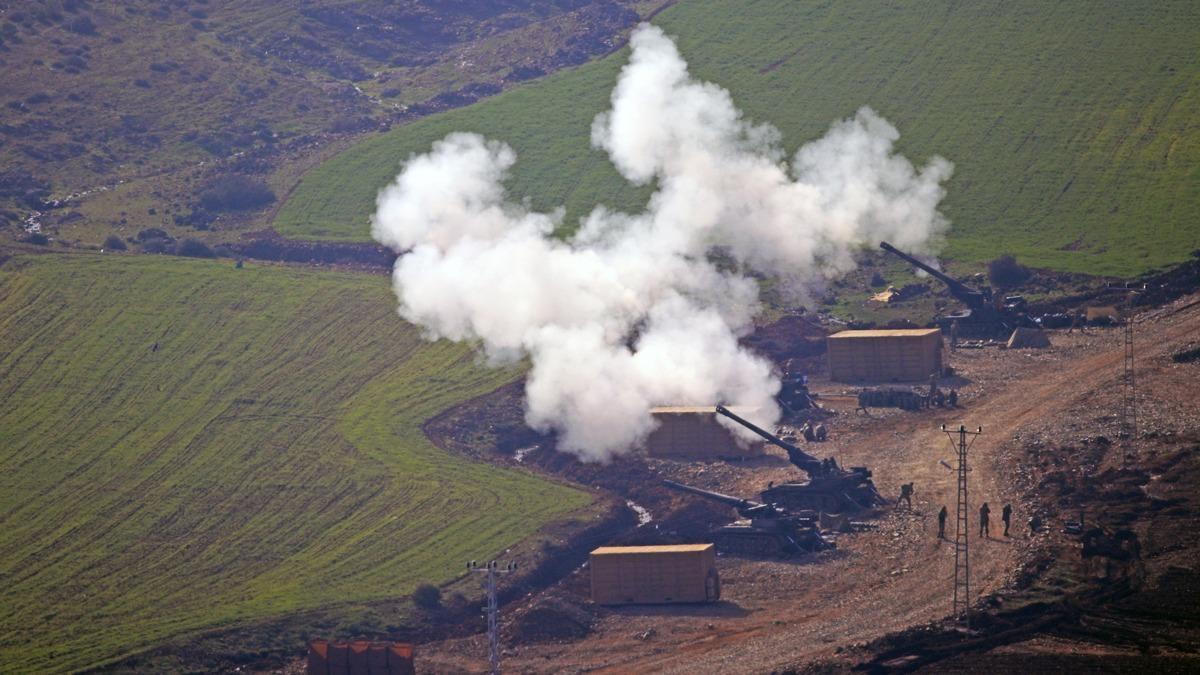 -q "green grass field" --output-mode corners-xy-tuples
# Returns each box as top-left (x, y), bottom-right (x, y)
(274, 0), (1200, 277)
(0, 252), (590, 673)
